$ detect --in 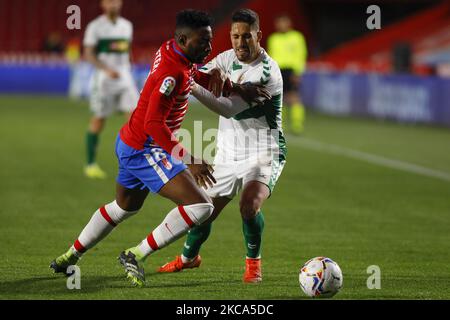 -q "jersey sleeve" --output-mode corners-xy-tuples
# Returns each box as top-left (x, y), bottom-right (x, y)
(266, 64), (283, 97)
(83, 21), (97, 47)
(193, 67), (211, 89)
(192, 83), (249, 118)
(249, 61), (283, 107)
(194, 51), (234, 94)
(144, 71), (188, 160)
